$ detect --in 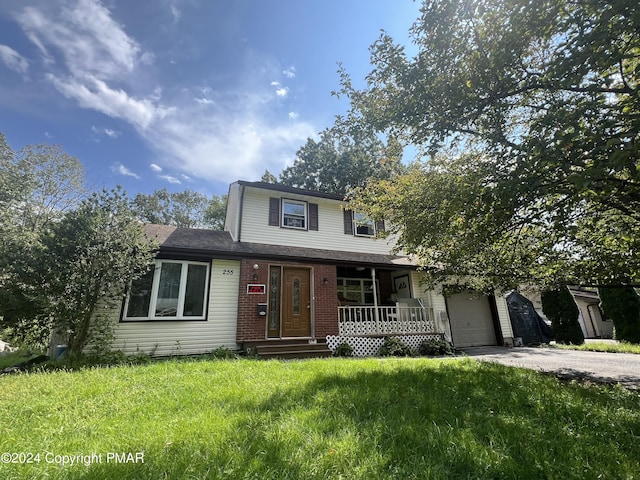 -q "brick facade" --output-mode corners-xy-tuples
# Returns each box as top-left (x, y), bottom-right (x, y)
(236, 258), (339, 343)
